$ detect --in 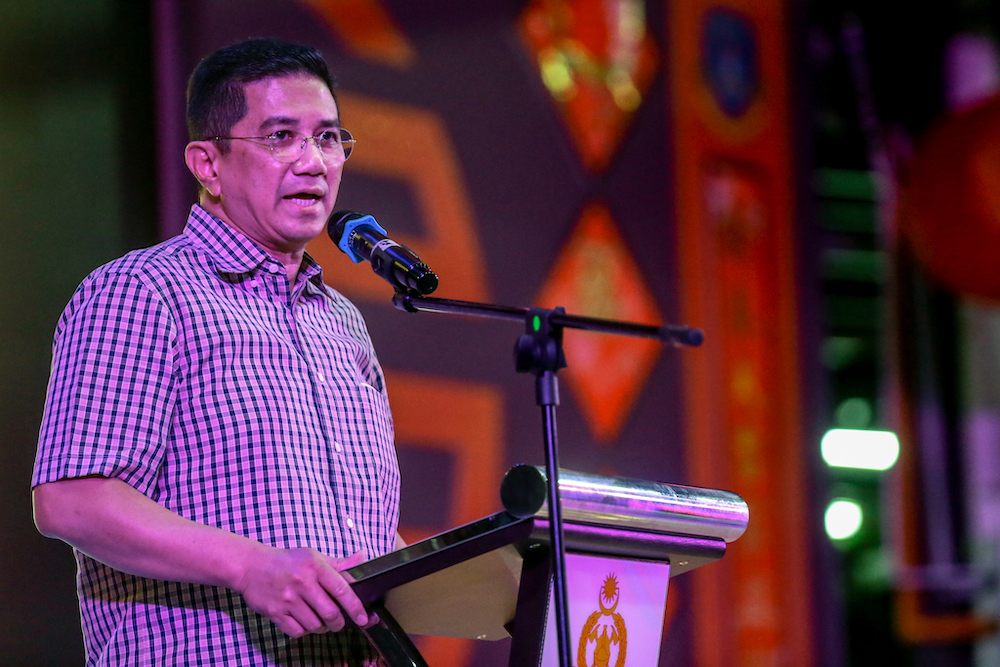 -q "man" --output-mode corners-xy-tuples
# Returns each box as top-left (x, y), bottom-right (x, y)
(32, 39), (399, 666)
